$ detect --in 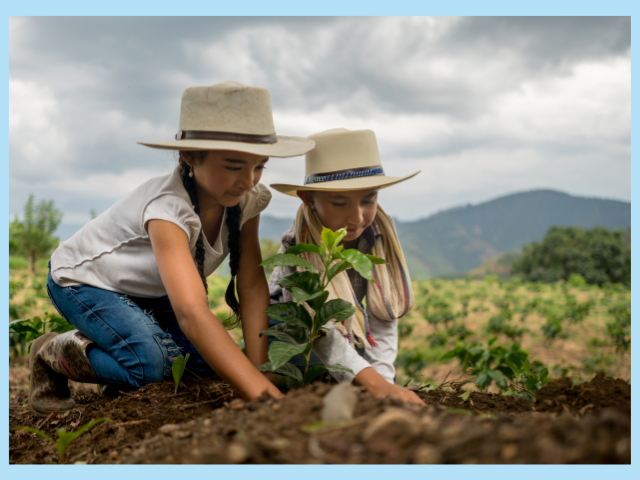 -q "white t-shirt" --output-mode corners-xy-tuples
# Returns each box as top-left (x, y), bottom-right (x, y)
(51, 166), (272, 297)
